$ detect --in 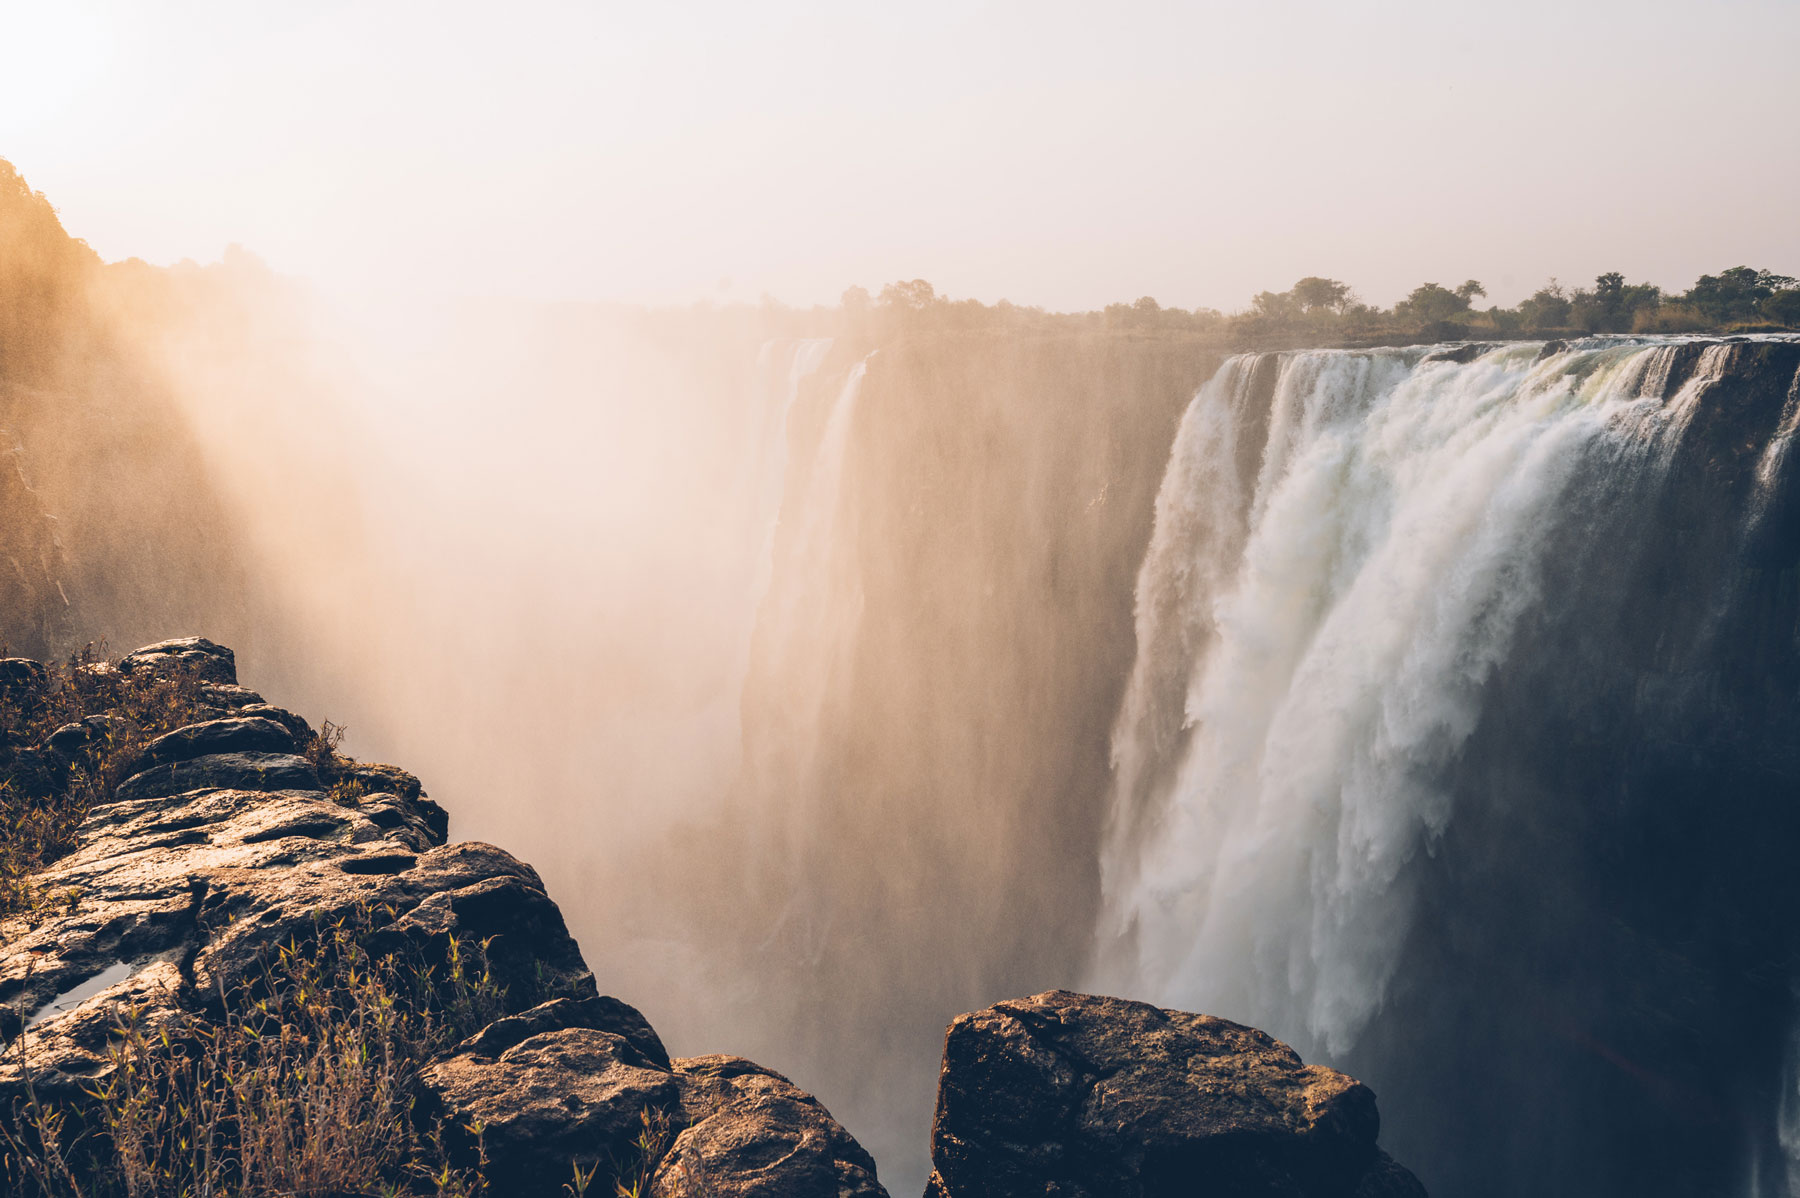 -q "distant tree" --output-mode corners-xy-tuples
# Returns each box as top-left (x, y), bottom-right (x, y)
(1763, 289), (1800, 328)
(1683, 267), (1796, 324)
(1292, 277), (1352, 314)
(840, 285), (872, 314)
(1251, 289), (1300, 321)
(1396, 282), (1474, 325)
(1519, 281), (1574, 330)
(1488, 305), (1524, 334)
(1572, 271), (1662, 333)
(1454, 279), (1487, 303)
(878, 279), (939, 310)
